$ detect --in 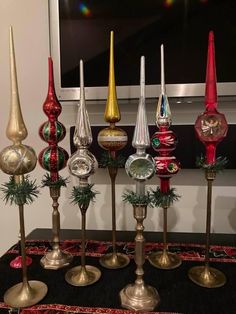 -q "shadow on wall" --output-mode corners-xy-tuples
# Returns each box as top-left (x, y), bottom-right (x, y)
(192, 186), (207, 233)
(215, 196), (236, 233)
(61, 176), (81, 230)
